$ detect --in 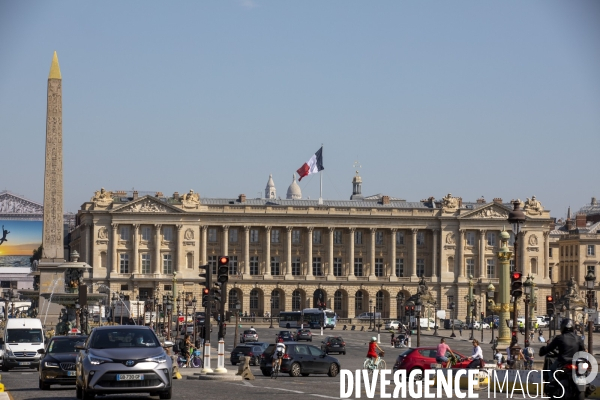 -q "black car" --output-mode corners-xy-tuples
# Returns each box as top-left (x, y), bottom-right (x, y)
(294, 329), (313, 342)
(276, 331), (294, 341)
(320, 336), (346, 355)
(253, 342), (269, 351)
(38, 335), (87, 390)
(259, 342), (340, 378)
(230, 344), (264, 366)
